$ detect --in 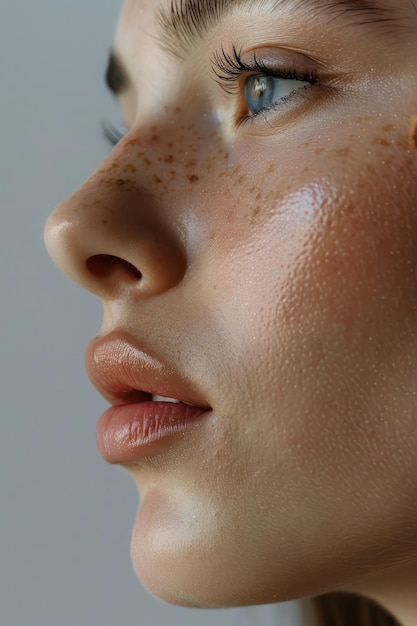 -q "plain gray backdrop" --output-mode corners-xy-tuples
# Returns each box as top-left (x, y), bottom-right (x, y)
(0, 2), (304, 624)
